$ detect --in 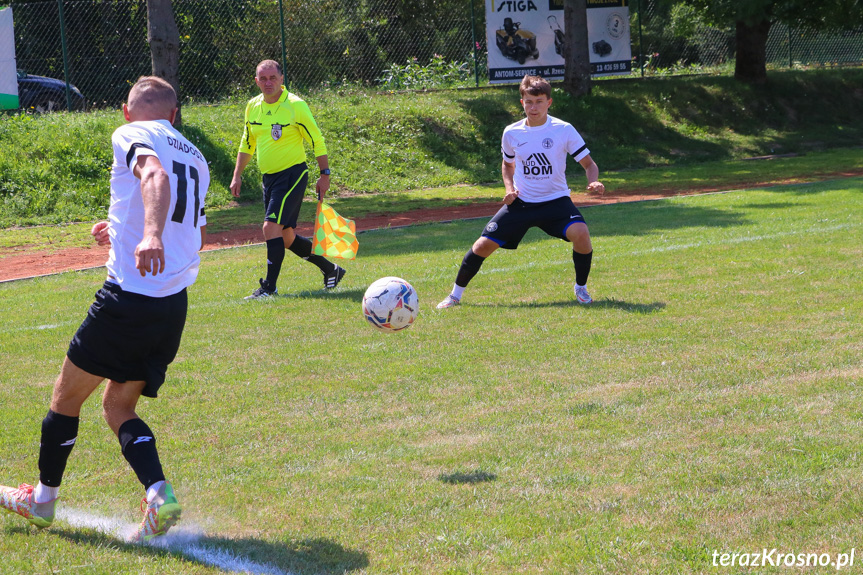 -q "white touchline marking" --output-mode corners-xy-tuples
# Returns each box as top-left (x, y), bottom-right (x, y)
(630, 222), (857, 255)
(0, 321), (78, 335)
(56, 508), (293, 575)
